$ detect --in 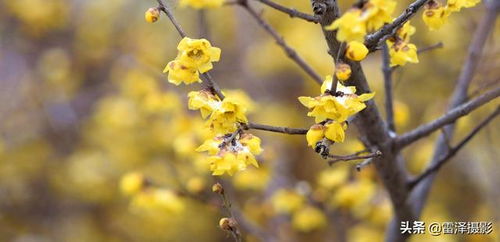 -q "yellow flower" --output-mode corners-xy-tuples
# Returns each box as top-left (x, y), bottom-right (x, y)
(188, 90), (219, 118)
(292, 206), (327, 232)
(208, 151), (258, 176)
(179, 0), (224, 9)
(163, 60), (201, 85)
(306, 124), (325, 147)
(422, 2), (448, 31)
(233, 167), (269, 191)
(207, 97), (249, 135)
(299, 76), (374, 123)
(335, 63), (352, 81)
(239, 133), (263, 155)
(326, 9), (366, 42)
(130, 188), (184, 214)
(271, 189), (305, 214)
(177, 37), (221, 73)
(394, 22), (416, 43)
(120, 172), (146, 196)
(317, 166), (350, 190)
(330, 179), (376, 209)
(188, 90), (250, 135)
(361, 0), (397, 31)
(324, 120), (347, 143)
(144, 7), (160, 23)
(199, 132), (262, 176)
(186, 176), (206, 193)
(387, 41), (419, 67)
(447, 0), (480, 12)
(345, 41), (369, 61)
